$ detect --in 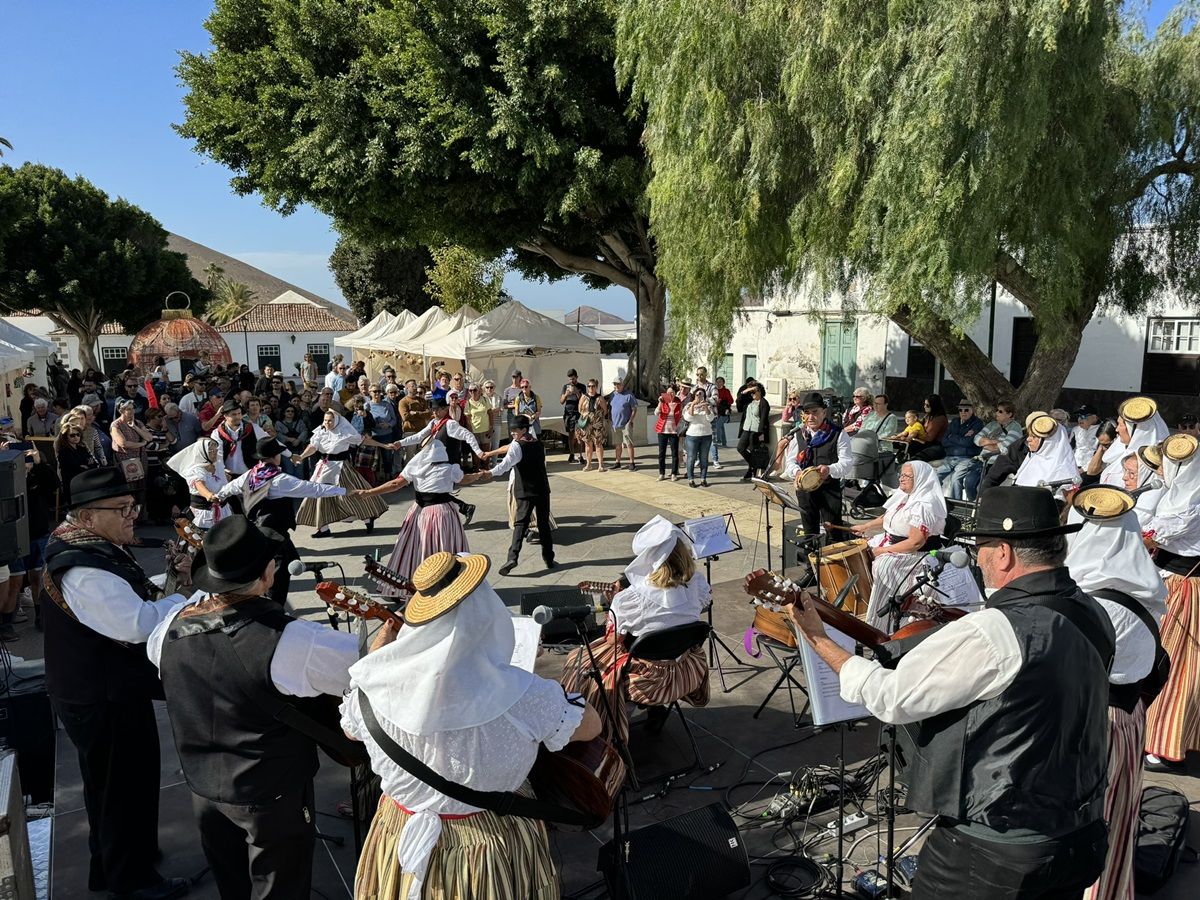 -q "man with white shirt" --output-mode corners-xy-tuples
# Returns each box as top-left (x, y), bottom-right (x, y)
(41, 468), (190, 900)
(150, 516), (362, 900)
(211, 399), (268, 478)
(482, 415), (555, 575)
(178, 377), (207, 417)
(783, 392), (854, 578)
(1073, 405), (1100, 470)
(788, 487), (1114, 900)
